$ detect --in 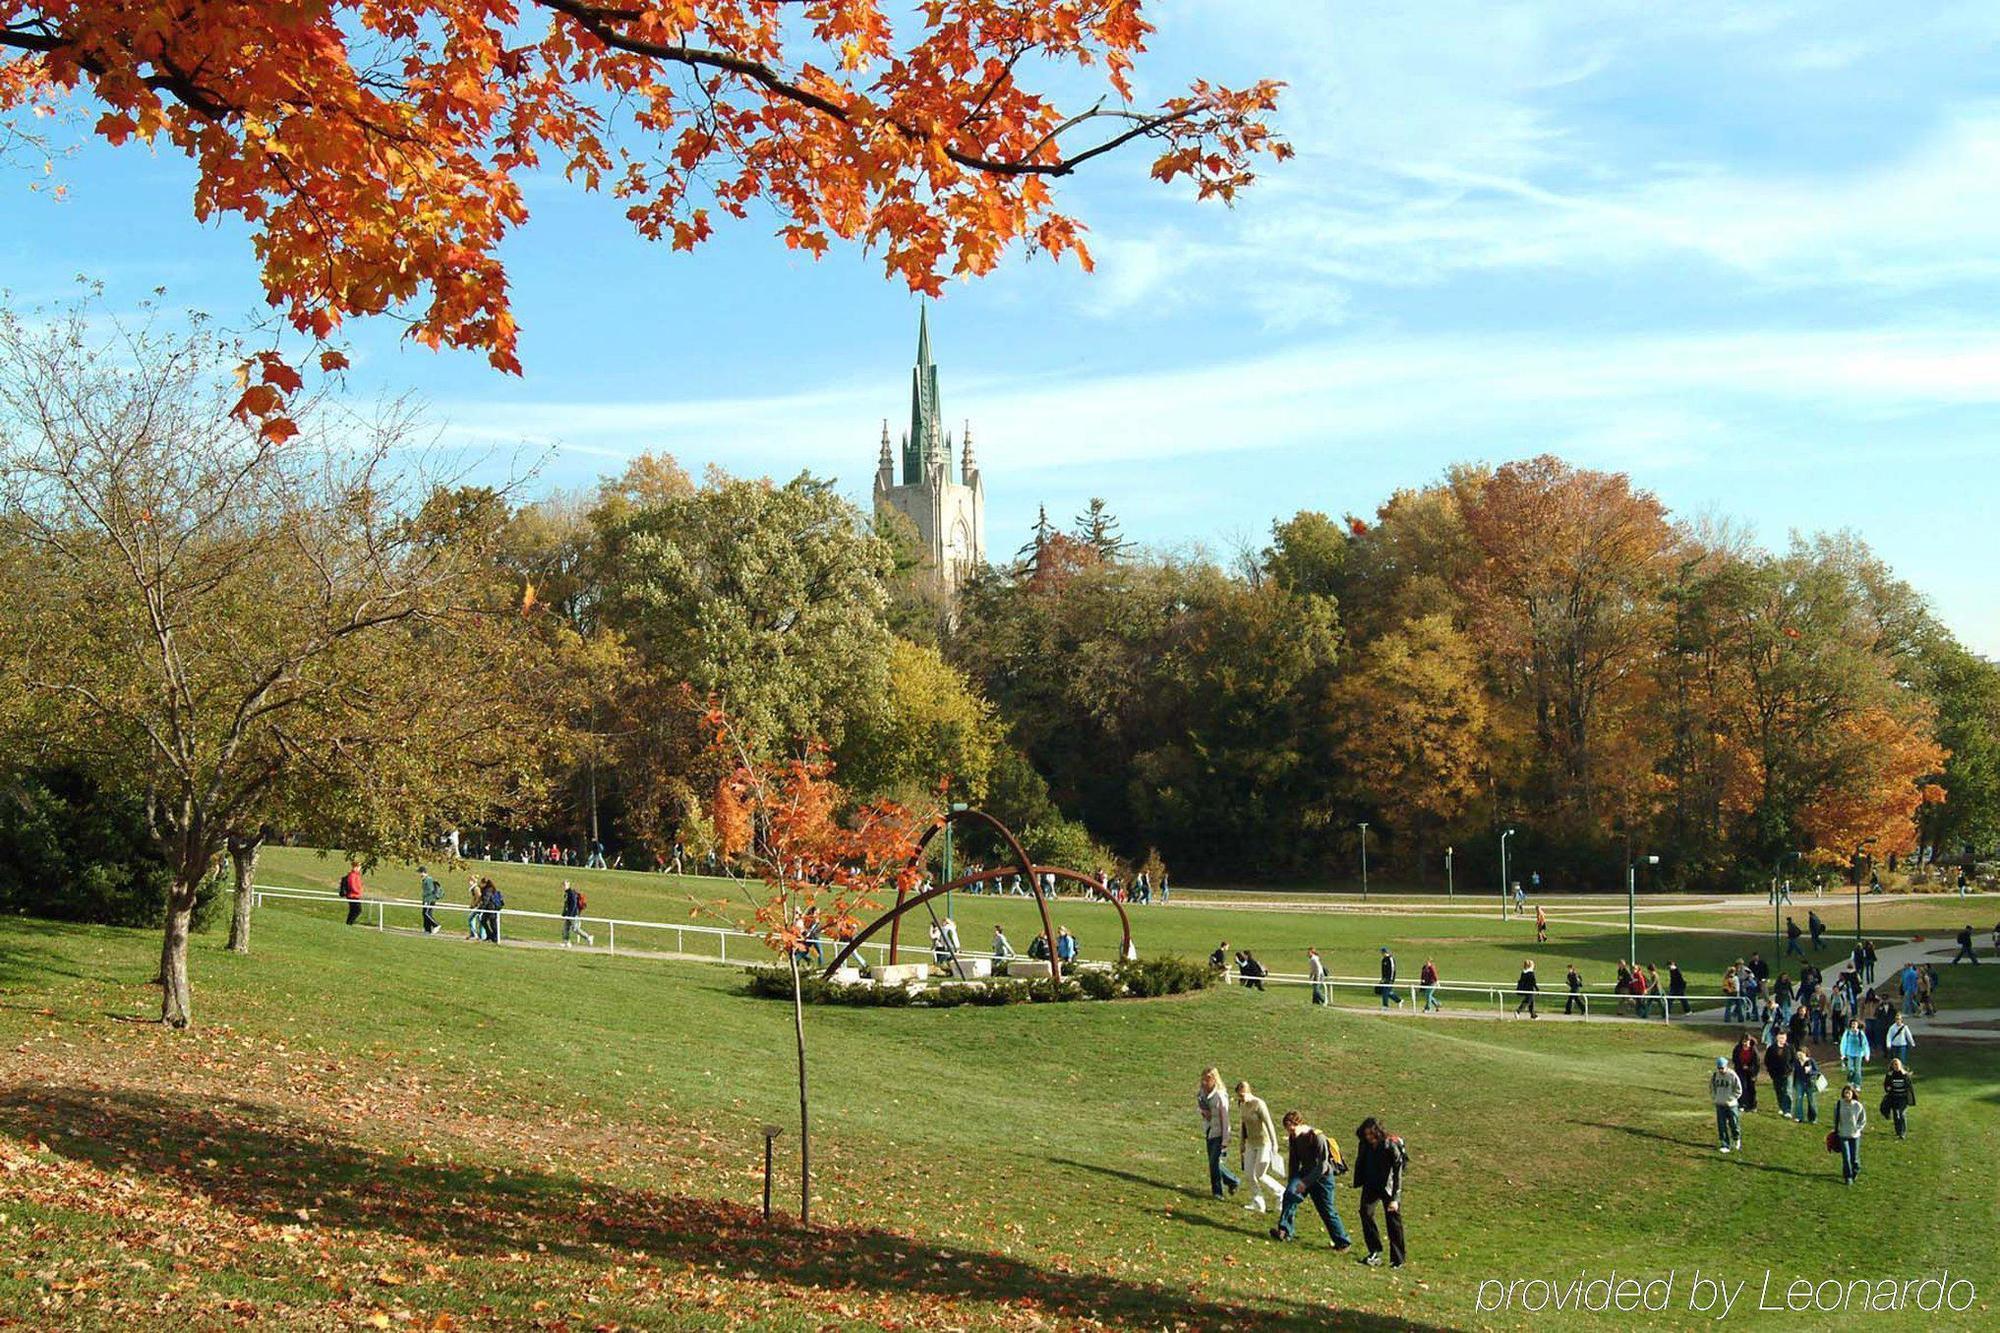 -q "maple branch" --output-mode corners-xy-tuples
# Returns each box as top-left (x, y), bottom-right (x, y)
(534, 0), (1201, 178)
